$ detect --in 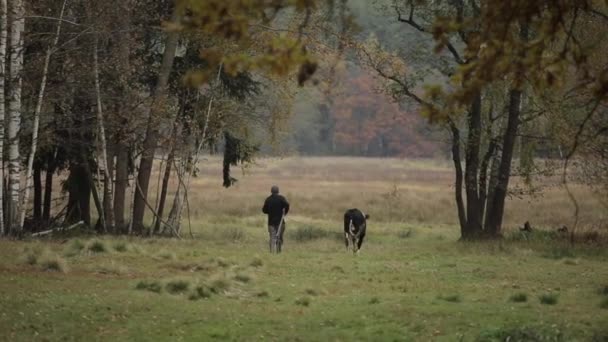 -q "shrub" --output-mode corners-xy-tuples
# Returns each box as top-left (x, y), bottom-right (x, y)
(599, 285), (608, 296)
(600, 298), (608, 310)
(135, 280), (162, 293)
(477, 326), (563, 341)
(295, 296), (311, 306)
(369, 297), (380, 304)
(166, 280), (190, 294)
(397, 229), (412, 239)
(509, 293), (528, 303)
(255, 290), (269, 298)
(305, 288), (319, 296)
(189, 285), (212, 300)
(209, 278), (231, 294)
(539, 293), (558, 305)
